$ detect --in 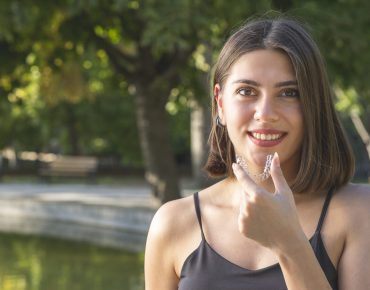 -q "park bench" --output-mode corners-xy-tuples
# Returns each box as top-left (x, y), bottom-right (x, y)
(38, 155), (98, 182)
